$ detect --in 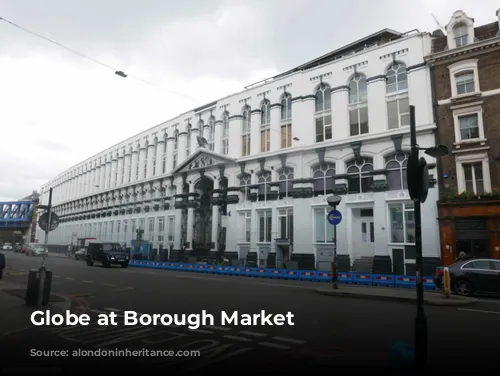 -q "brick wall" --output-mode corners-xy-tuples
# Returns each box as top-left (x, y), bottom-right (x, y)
(433, 49), (500, 196)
